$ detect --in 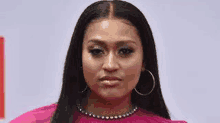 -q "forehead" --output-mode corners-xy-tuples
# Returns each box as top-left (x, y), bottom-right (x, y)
(83, 19), (141, 44)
